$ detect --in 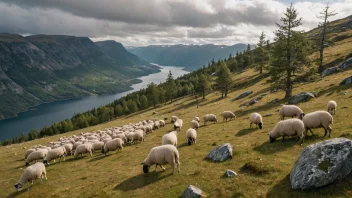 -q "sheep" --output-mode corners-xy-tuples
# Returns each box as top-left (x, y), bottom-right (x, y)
(203, 114), (217, 125)
(171, 116), (178, 123)
(72, 142), (82, 152)
(162, 131), (178, 146)
(327, 100), (337, 115)
(63, 143), (73, 155)
(194, 116), (200, 123)
(93, 142), (105, 152)
(269, 118), (305, 145)
(26, 150), (47, 166)
(279, 105), (304, 120)
(112, 133), (127, 143)
(25, 149), (36, 160)
(102, 138), (124, 155)
(191, 120), (199, 129)
(14, 162), (47, 191)
(126, 132), (134, 143)
(186, 128), (197, 146)
(133, 130), (145, 143)
(154, 121), (160, 129)
(141, 145), (180, 174)
(249, 112), (263, 129)
(159, 120), (166, 127)
(221, 111), (236, 122)
(74, 144), (93, 159)
(302, 111), (333, 137)
(44, 147), (66, 165)
(173, 119), (183, 131)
